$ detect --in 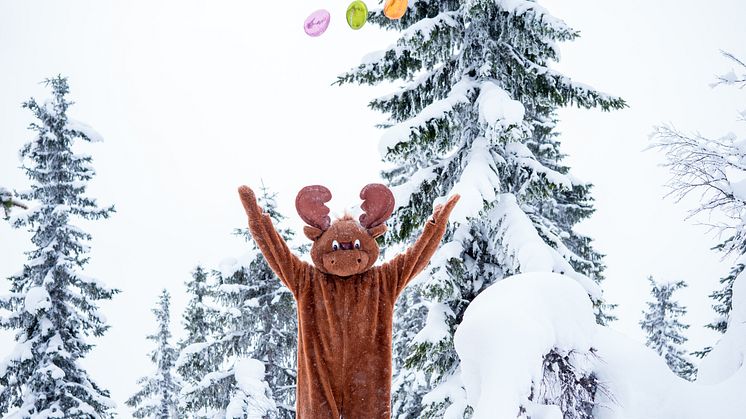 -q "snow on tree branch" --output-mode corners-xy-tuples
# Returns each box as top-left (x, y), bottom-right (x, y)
(711, 51), (746, 89)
